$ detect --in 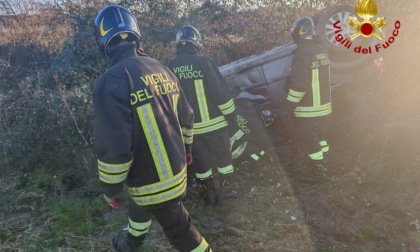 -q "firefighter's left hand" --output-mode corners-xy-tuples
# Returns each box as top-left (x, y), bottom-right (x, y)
(186, 153), (193, 165)
(104, 194), (124, 209)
